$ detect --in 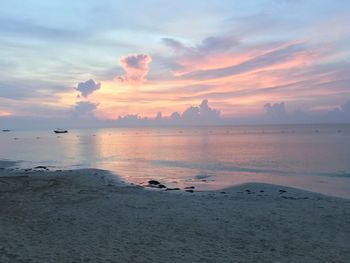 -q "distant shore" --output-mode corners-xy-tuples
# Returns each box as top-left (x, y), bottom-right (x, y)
(1, 163), (350, 262)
